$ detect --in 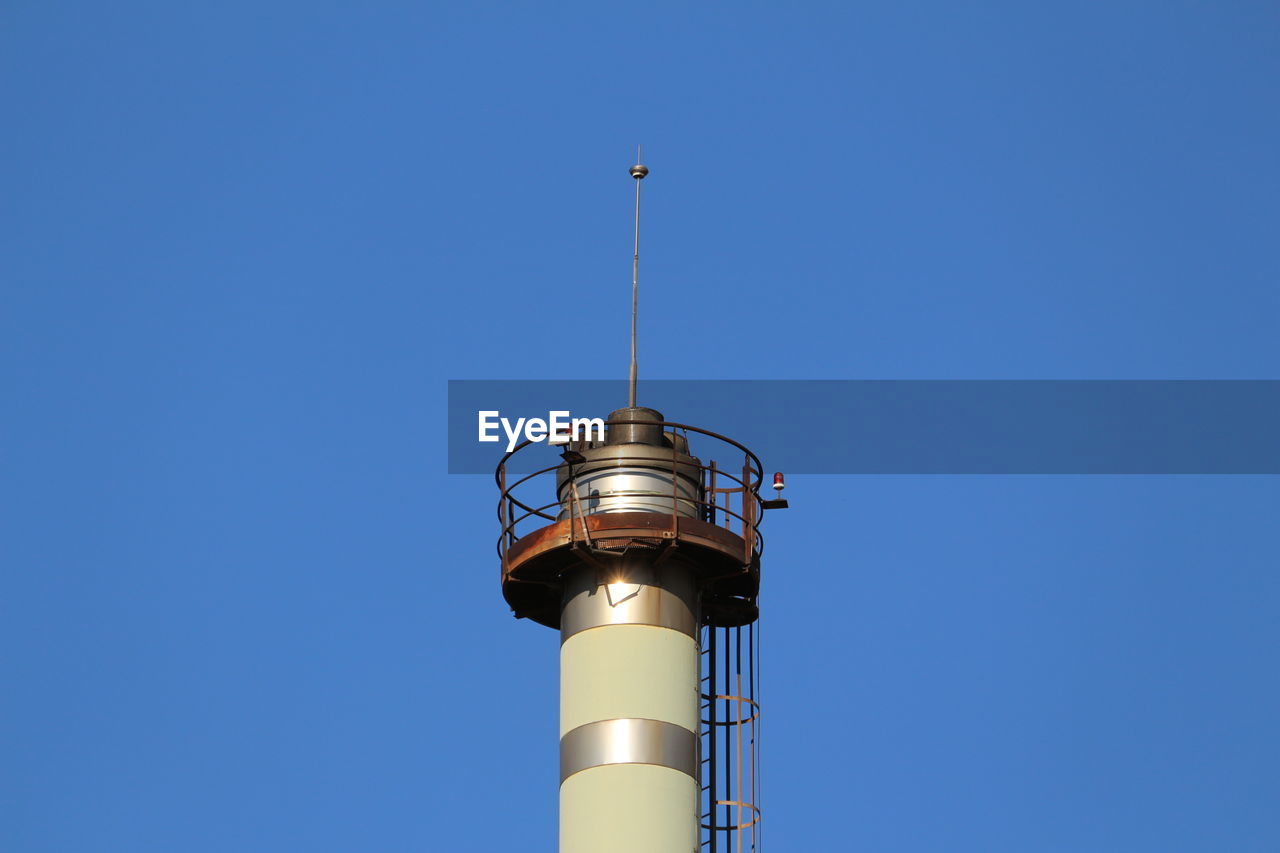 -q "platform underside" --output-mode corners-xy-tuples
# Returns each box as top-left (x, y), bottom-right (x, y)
(501, 511), (760, 629)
